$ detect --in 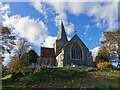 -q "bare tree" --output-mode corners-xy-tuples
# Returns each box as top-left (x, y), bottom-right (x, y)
(0, 26), (31, 65)
(14, 39), (30, 60)
(0, 26), (16, 65)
